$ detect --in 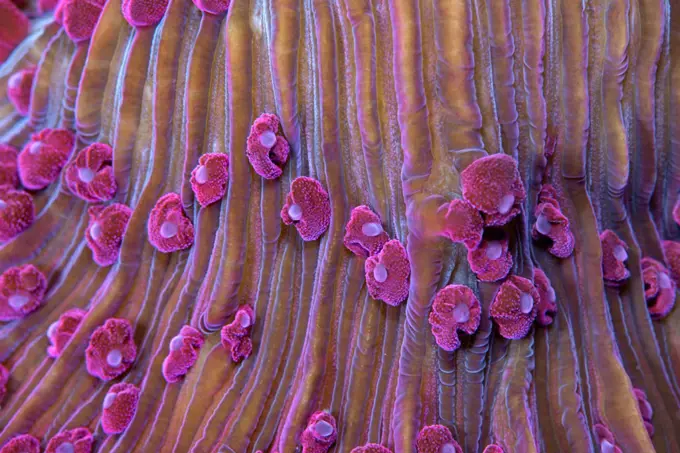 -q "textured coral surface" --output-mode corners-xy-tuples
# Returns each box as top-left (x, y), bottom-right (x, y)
(0, 0), (679, 452)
